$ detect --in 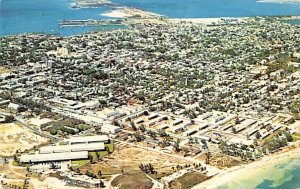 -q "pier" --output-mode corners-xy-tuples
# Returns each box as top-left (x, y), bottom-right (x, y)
(58, 19), (124, 28)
